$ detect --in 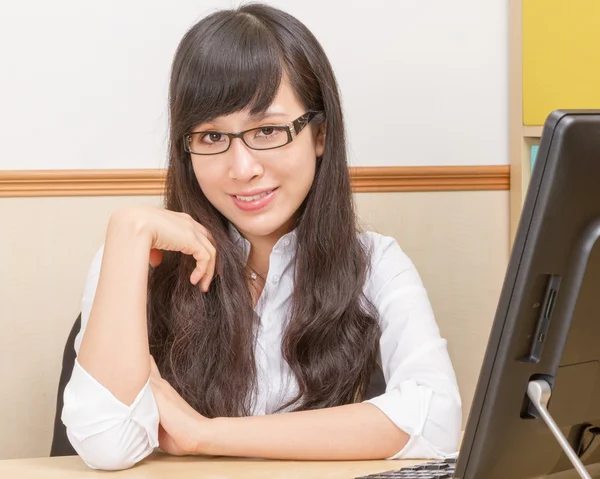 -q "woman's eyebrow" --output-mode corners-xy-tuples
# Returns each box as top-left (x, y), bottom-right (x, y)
(250, 110), (288, 121)
(194, 111), (289, 132)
